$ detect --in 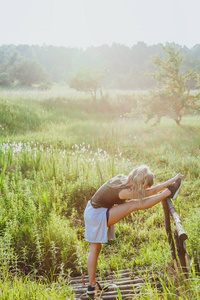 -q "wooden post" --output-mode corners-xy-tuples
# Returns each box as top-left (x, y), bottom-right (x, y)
(174, 229), (189, 276)
(162, 199), (177, 261)
(166, 198), (188, 242)
(162, 197), (189, 276)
